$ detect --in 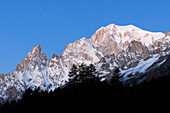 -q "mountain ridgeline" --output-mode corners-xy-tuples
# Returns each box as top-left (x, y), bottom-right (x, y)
(0, 24), (170, 109)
